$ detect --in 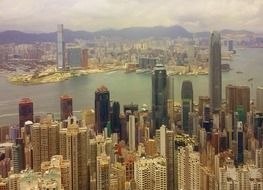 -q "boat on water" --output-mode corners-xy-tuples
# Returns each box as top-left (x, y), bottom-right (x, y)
(221, 63), (231, 72)
(236, 71), (243, 74)
(135, 69), (151, 74)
